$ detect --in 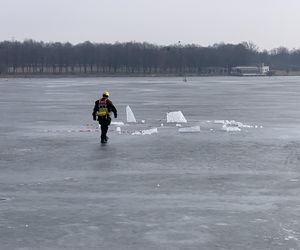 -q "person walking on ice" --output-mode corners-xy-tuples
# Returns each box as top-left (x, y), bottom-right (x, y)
(93, 90), (117, 144)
